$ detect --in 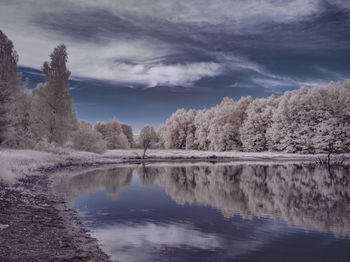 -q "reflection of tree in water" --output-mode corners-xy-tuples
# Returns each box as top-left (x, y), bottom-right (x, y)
(137, 164), (158, 186)
(150, 164), (350, 237)
(54, 168), (133, 205)
(55, 164), (350, 236)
